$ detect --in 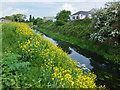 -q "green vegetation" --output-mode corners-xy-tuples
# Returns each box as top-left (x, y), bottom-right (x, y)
(34, 1), (120, 65)
(34, 27), (120, 65)
(5, 14), (26, 22)
(91, 2), (120, 43)
(29, 15), (35, 23)
(0, 24), (2, 90)
(55, 10), (71, 25)
(38, 18), (93, 39)
(29, 15), (32, 22)
(1, 1), (119, 89)
(2, 22), (105, 88)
